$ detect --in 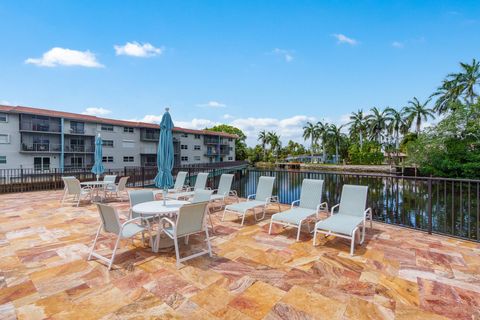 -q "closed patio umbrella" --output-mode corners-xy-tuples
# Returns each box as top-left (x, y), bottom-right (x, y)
(91, 133), (105, 181)
(154, 108), (174, 204)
